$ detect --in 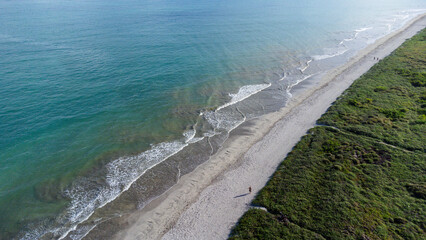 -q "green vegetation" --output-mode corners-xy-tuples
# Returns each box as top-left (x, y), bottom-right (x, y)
(229, 29), (426, 239)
